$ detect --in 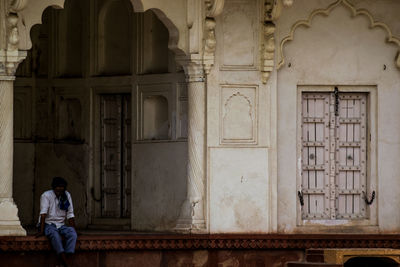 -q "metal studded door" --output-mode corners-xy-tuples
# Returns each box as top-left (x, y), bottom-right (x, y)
(301, 93), (331, 219)
(300, 91), (367, 220)
(100, 94), (131, 218)
(122, 95), (132, 218)
(336, 93), (367, 219)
